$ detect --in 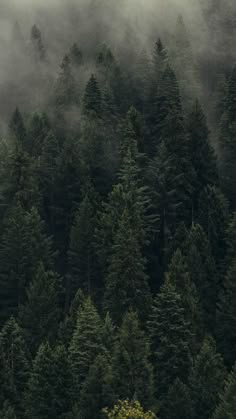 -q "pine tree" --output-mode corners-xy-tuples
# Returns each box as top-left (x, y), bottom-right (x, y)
(0, 401), (17, 419)
(198, 185), (228, 271)
(189, 337), (226, 419)
(219, 65), (236, 206)
(186, 100), (218, 205)
(30, 24), (46, 62)
(162, 378), (193, 419)
(79, 354), (114, 418)
(83, 74), (102, 117)
(217, 257), (236, 366)
(225, 210), (236, 267)
(69, 297), (103, 396)
(19, 263), (61, 354)
(184, 224), (218, 330)
(166, 249), (202, 347)
(68, 184), (98, 298)
(55, 55), (78, 110)
(213, 364), (236, 419)
(25, 343), (72, 418)
(27, 112), (51, 156)
(0, 204), (55, 325)
(9, 108), (27, 148)
(112, 311), (155, 411)
(5, 145), (40, 210)
(148, 280), (192, 397)
(0, 318), (29, 414)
